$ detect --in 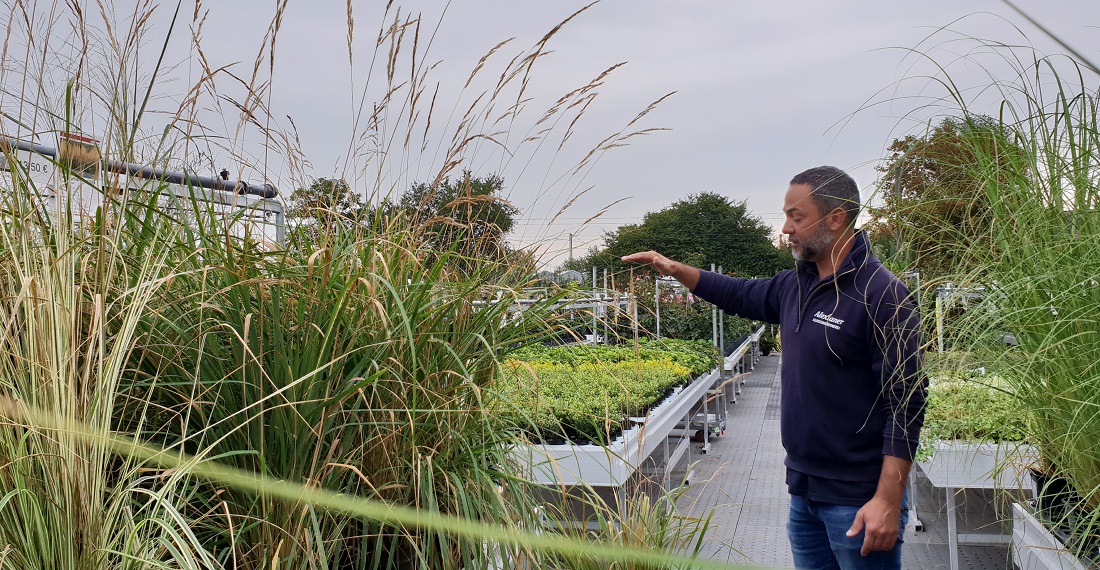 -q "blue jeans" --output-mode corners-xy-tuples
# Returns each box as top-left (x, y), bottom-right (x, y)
(787, 494), (908, 570)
